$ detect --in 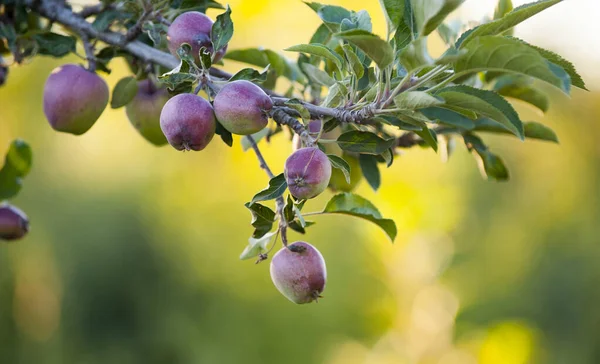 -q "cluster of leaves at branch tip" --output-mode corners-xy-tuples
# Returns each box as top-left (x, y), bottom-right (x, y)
(0, 0), (587, 302)
(0, 140), (32, 242)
